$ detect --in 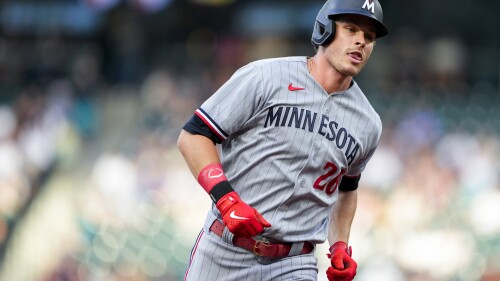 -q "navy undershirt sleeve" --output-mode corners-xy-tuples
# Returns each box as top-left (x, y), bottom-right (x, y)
(338, 175), (361, 192)
(182, 114), (224, 144)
